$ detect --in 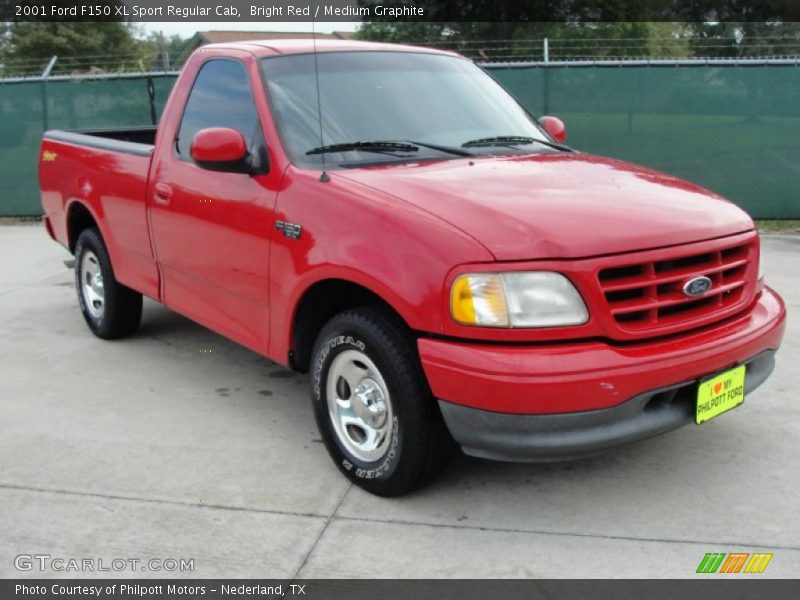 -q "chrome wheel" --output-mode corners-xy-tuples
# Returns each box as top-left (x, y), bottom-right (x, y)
(80, 250), (105, 319)
(326, 349), (393, 463)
